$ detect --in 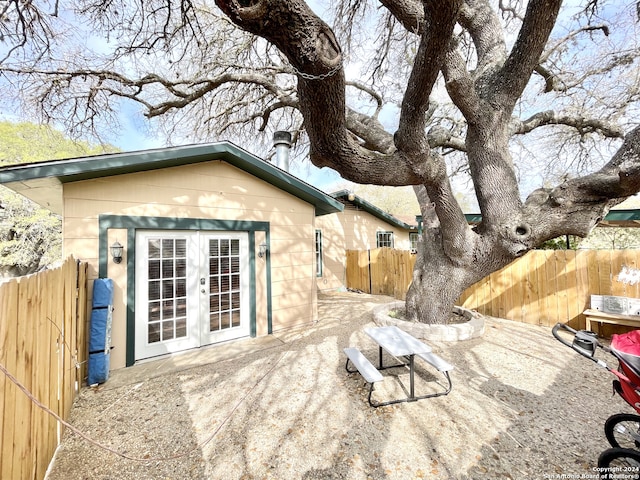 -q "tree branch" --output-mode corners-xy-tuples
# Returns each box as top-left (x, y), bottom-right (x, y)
(378, 0), (425, 35)
(396, 0), (462, 153)
(214, 0), (423, 186)
(491, 0), (561, 108)
(512, 111), (625, 139)
(457, 0), (507, 78)
(523, 125), (640, 240)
